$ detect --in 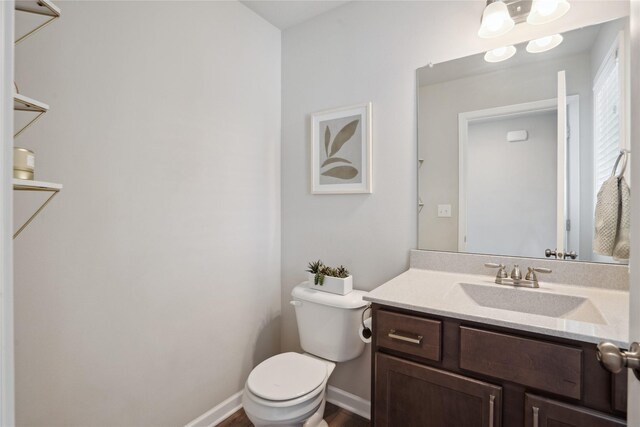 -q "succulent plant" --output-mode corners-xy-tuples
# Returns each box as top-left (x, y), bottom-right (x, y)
(306, 260), (324, 274)
(335, 265), (350, 278)
(306, 260), (350, 285)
